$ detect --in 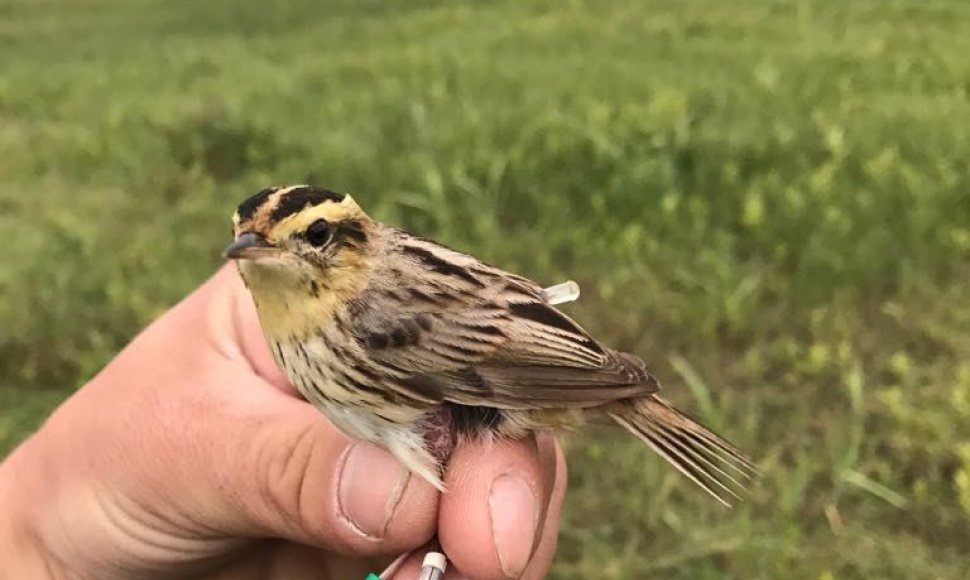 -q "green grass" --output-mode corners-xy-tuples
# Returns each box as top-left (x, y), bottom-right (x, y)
(2, 0), (970, 577)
